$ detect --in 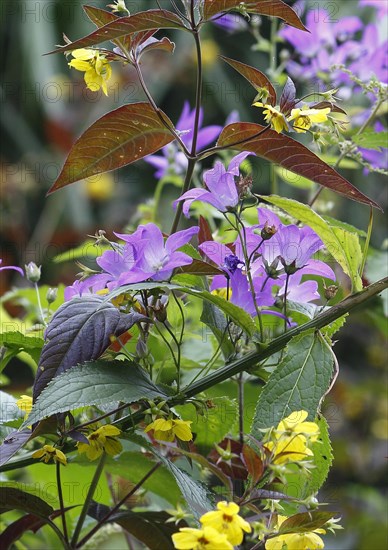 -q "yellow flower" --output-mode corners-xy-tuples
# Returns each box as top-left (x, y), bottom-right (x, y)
(200, 501), (252, 545)
(77, 424), (122, 460)
(32, 445), (67, 465)
(69, 49), (112, 96)
(145, 418), (193, 442)
(266, 515), (325, 550)
(288, 107), (330, 133)
(16, 395), (33, 420)
(253, 102), (288, 133)
(265, 410), (320, 464)
(172, 526), (233, 550)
